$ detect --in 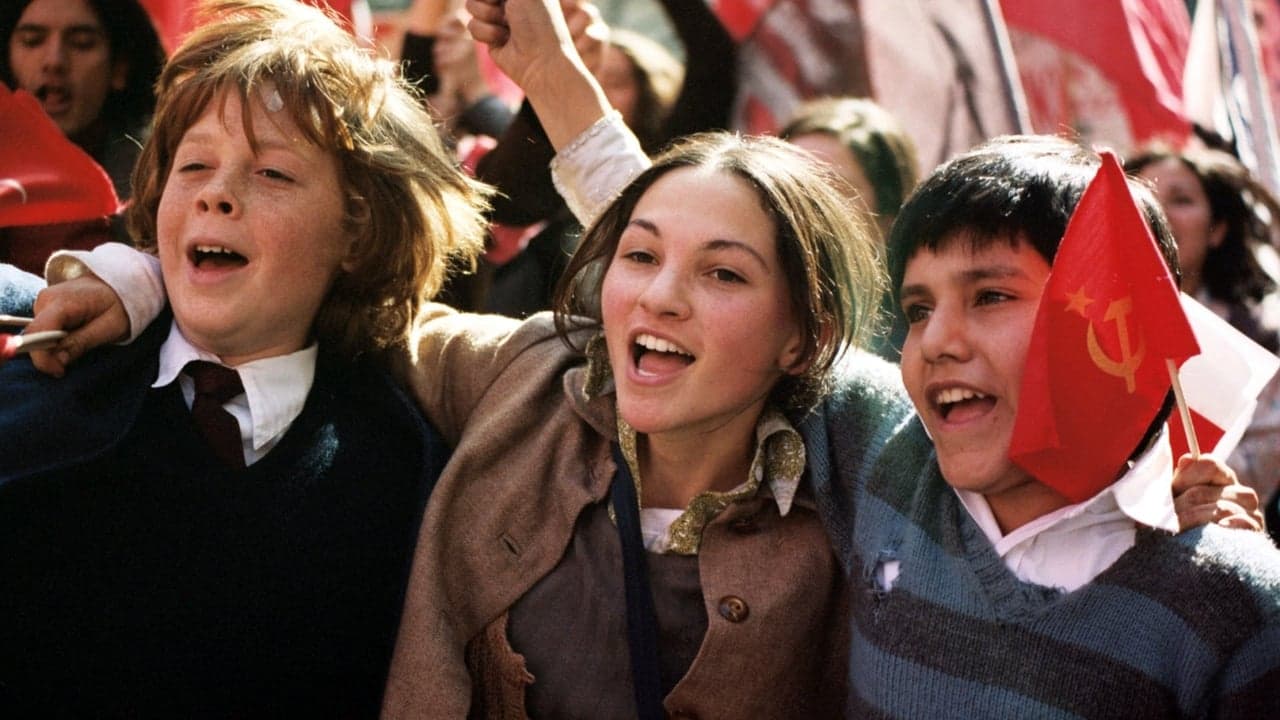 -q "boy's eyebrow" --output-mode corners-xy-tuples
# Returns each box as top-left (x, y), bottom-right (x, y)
(898, 263), (1030, 298)
(959, 264), (1029, 283)
(625, 218), (771, 270)
(898, 283), (929, 301)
